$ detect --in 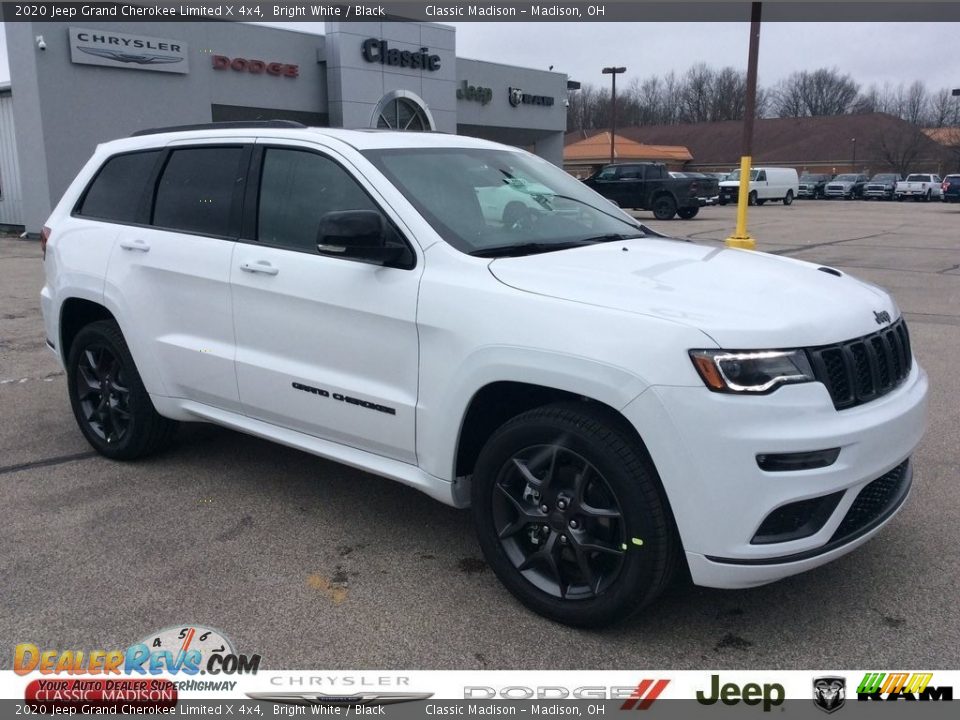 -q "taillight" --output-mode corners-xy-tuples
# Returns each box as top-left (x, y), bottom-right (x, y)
(40, 226), (51, 261)
(944, 181), (950, 192)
